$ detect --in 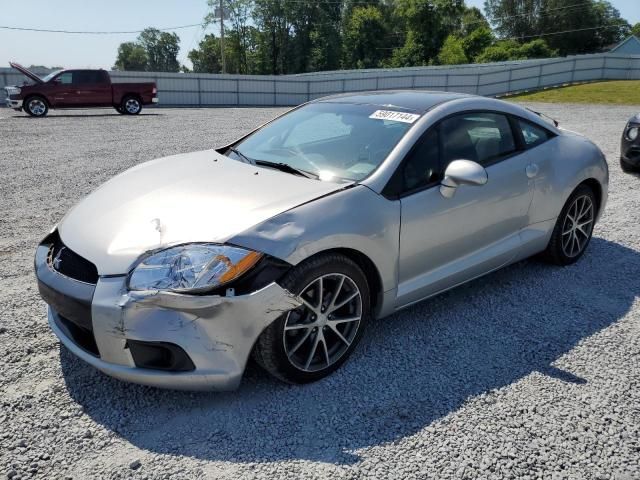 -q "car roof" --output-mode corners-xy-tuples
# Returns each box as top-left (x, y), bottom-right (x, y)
(313, 90), (474, 113)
